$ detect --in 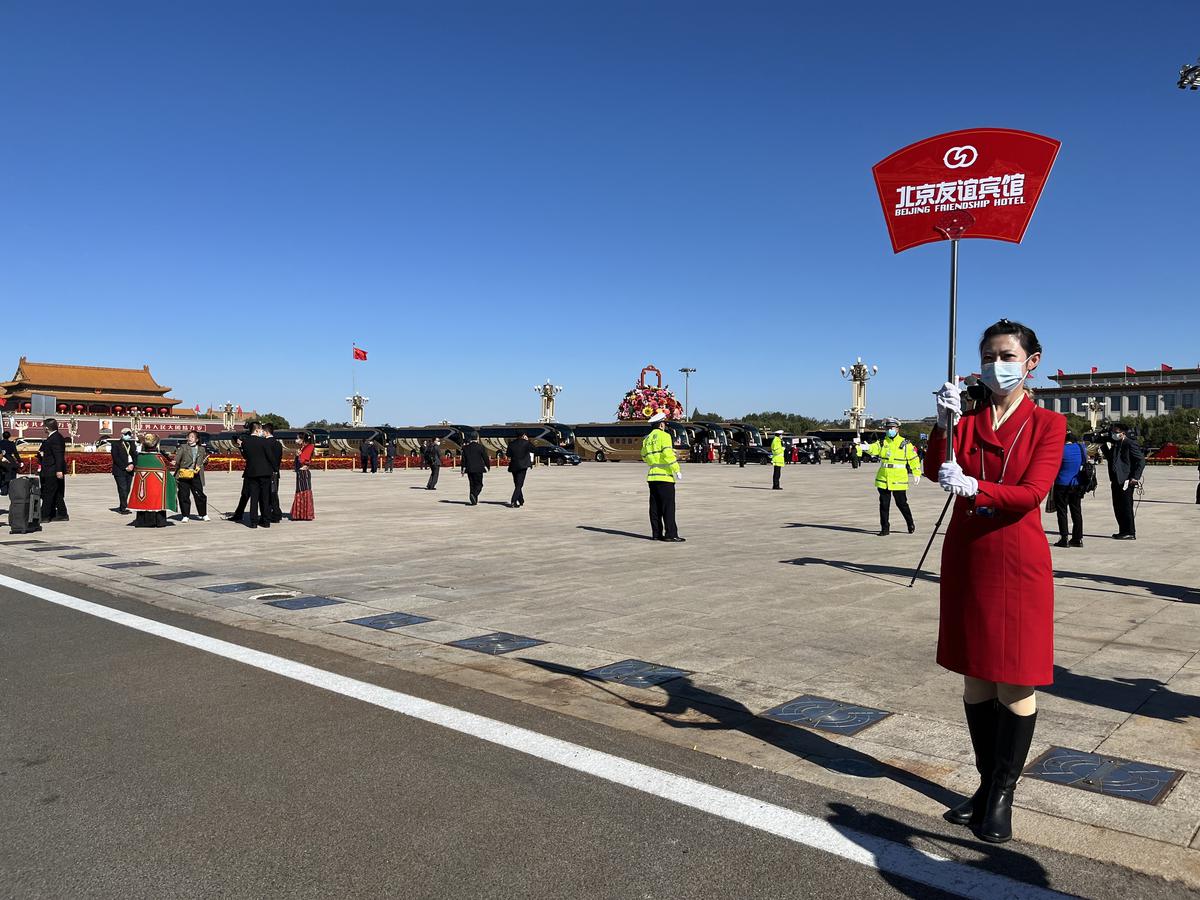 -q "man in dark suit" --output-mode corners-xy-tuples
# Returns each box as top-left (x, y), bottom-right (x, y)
(506, 433), (534, 508)
(1102, 422), (1145, 540)
(423, 439), (442, 490)
(263, 422), (284, 522)
(110, 428), (138, 513)
(239, 423), (275, 528)
(460, 433), (490, 505)
(227, 422), (256, 522)
(38, 418), (69, 522)
(0, 430), (20, 496)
